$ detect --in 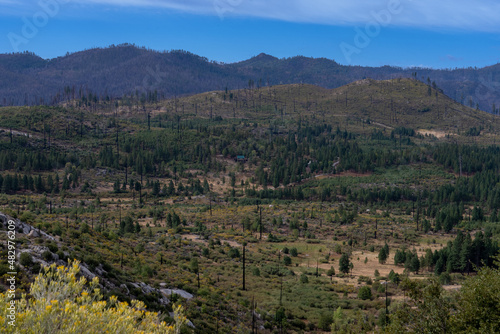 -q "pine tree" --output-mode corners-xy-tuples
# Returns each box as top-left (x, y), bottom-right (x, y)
(424, 249), (434, 271)
(35, 175), (45, 193)
(1, 174), (10, 193)
(113, 179), (121, 193)
(460, 233), (473, 274)
(152, 180), (160, 196)
(22, 175), (29, 190)
(13, 174), (19, 191)
(378, 247), (388, 264)
(435, 254), (446, 276)
(47, 174), (54, 193)
(410, 255), (420, 274)
(383, 242), (390, 256)
(167, 180), (175, 196)
(203, 179), (210, 194)
(339, 253), (350, 274)
(134, 221), (141, 233)
(394, 249), (406, 265)
(54, 174), (60, 193)
(327, 266), (336, 281)
(242, 242), (247, 290)
(62, 177), (69, 191)
(167, 213), (173, 228)
(450, 231), (464, 271)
